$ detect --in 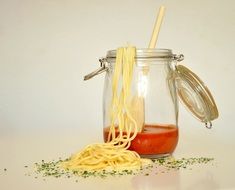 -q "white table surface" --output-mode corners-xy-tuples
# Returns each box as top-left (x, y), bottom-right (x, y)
(1, 125), (235, 190)
(0, 0), (235, 189)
